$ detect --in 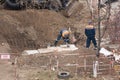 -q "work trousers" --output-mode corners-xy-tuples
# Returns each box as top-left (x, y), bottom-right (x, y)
(56, 34), (69, 43)
(86, 36), (97, 48)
